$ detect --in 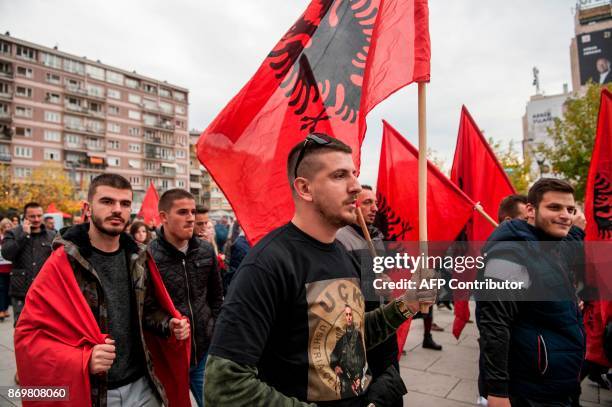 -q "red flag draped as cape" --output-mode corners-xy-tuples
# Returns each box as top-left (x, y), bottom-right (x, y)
(376, 121), (475, 355)
(138, 182), (161, 228)
(584, 88), (612, 367)
(197, 0), (430, 244)
(14, 247), (191, 406)
(450, 106), (515, 338)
